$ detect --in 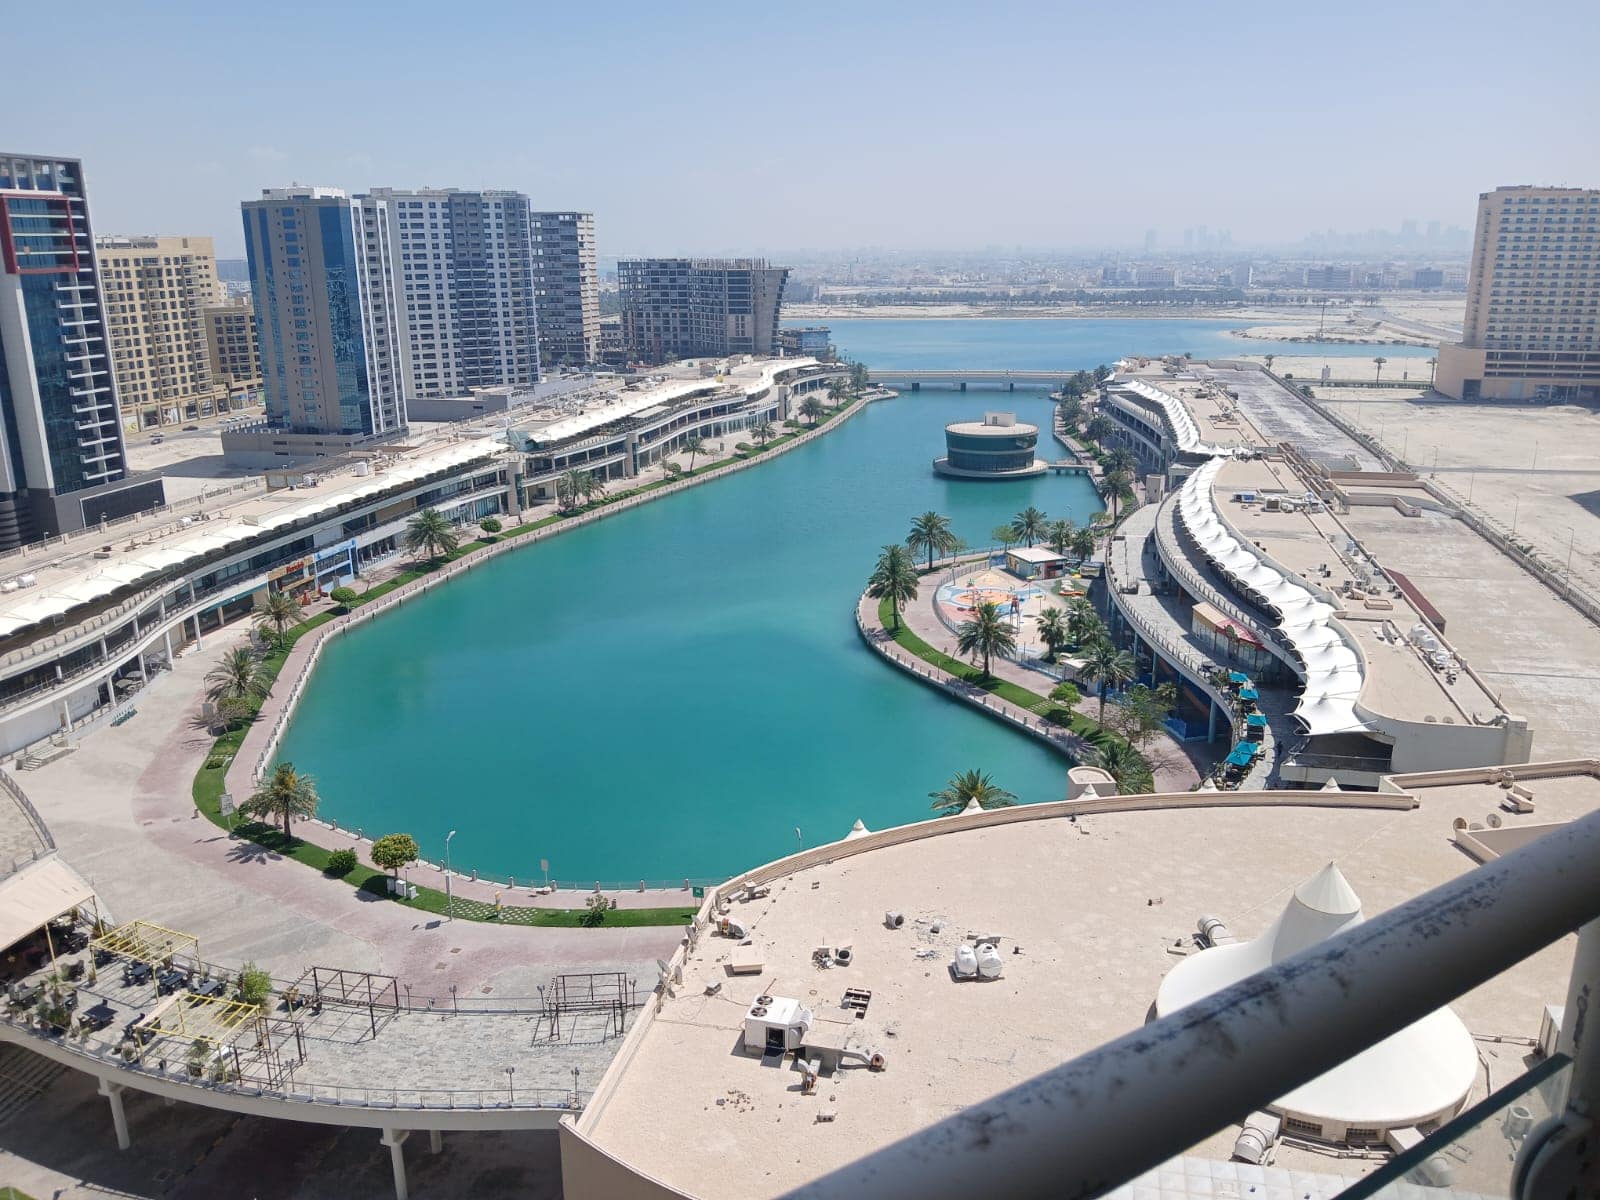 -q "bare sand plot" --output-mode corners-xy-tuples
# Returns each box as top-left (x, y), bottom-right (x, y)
(1320, 395), (1600, 602)
(1339, 504), (1600, 760)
